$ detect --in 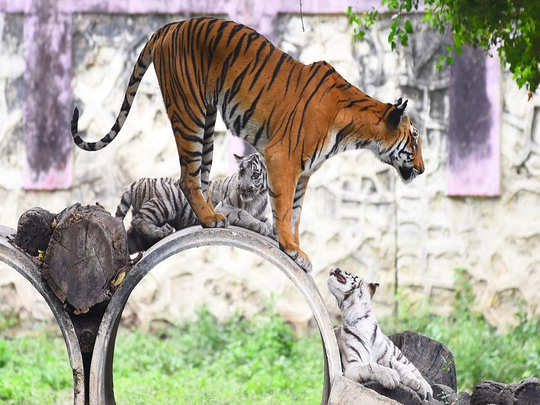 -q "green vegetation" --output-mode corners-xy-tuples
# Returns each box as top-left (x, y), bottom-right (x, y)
(0, 309), (323, 405)
(347, 1), (540, 93)
(0, 271), (539, 403)
(382, 268), (540, 392)
(0, 326), (72, 404)
(112, 310), (323, 405)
